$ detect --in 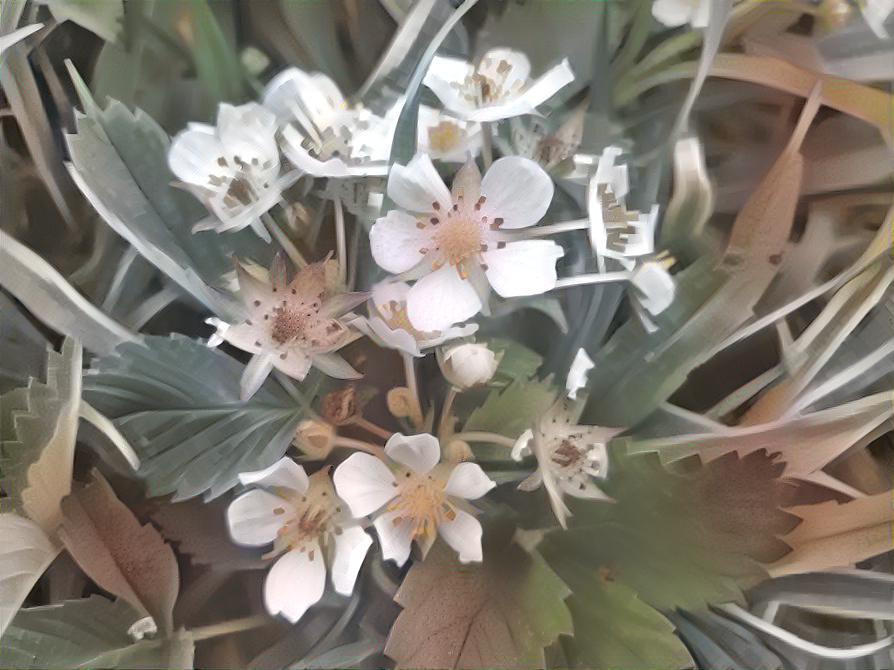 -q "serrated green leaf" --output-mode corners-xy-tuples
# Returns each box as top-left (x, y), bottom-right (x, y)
(385, 524), (572, 669)
(82, 335), (306, 500)
(1, 338), (82, 533)
(45, 0), (123, 42)
(64, 63), (271, 321)
(487, 337), (543, 383)
(0, 595), (194, 669)
(540, 450), (797, 613)
(463, 377), (555, 441)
